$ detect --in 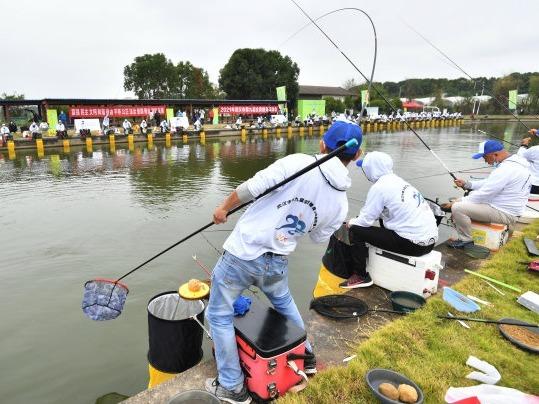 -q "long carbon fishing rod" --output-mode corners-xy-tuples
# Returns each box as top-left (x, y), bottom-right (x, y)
(280, 7), (377, 118)
(477, 129), (520, 148)
(289, 0), (457, 181)
(115, 138), (358, 282)
(405, 23), (532, 131)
